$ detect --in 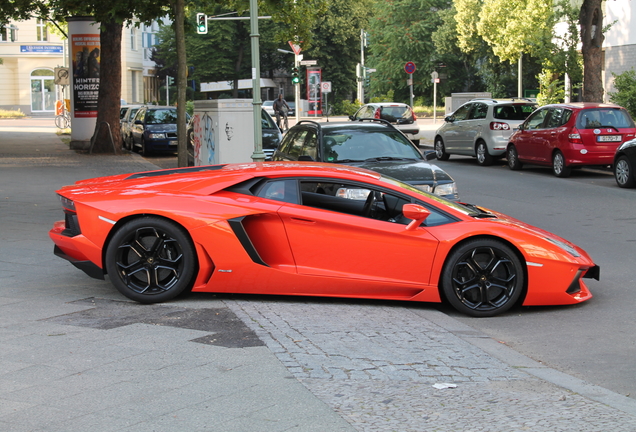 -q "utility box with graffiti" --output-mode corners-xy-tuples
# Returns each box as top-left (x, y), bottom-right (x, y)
(191, 99), (254, 165)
